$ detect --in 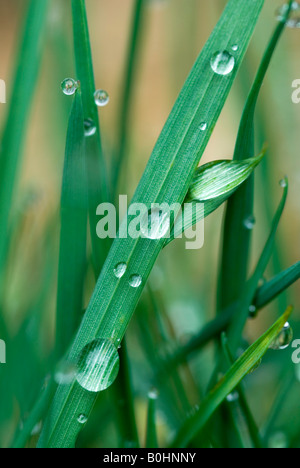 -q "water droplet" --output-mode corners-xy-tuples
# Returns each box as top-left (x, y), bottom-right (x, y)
(31, 421), (42, 436)
(247, 358), (262, 375)
(226, 391), (239, 403)
(54, 360), (77, 385)
(77, 414), (88, 425)
(268, 431), (288, 449)
(231, 44), (239, 52)
(129, 274), (142, 288)
(249, 305), (257, 318)
(84, 119), (97, 137)
(140, 207), (170, 240)
(61, 78), (78, 96)
(243, 215), (256, 230)
(210, 50), (235, 76)
(279, 178), (287, 188)
(269, 322), (293, 350)
(200, 122), (207, 131)
(113, 262), (127, 279)
(76, 339), (120, 392)
(94, 89), (109, 107)
(276, 2), (300, 28)
(148, 388), (159, 400)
